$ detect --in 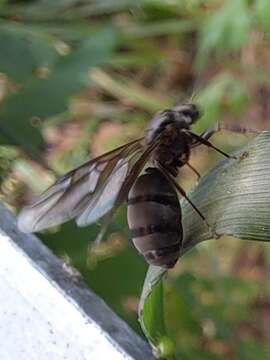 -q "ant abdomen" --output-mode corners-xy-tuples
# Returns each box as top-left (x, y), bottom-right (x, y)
(127, 167), (183, 268)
